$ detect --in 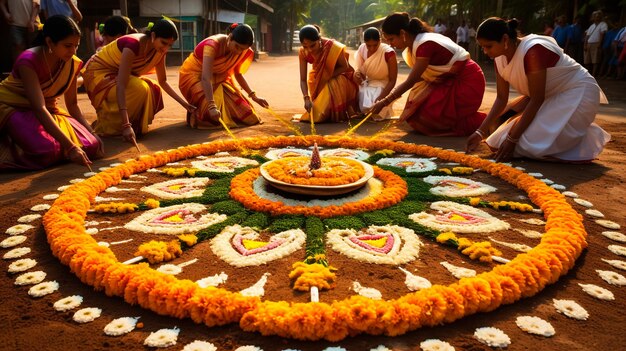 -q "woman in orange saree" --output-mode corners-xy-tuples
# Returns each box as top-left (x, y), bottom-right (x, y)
(371, 13), (486, 136)
(297, 25), (358, 123)
(82, 19), (196, 143)
(179, 23), (268, 129)
(0, 15), (102, 170)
